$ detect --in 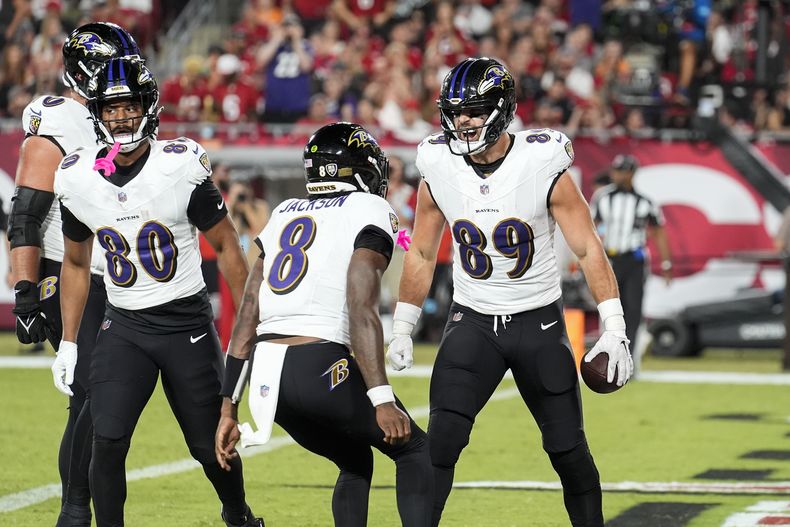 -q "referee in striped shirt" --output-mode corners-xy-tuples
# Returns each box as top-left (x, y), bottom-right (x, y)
(590, 154), (672, 360)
